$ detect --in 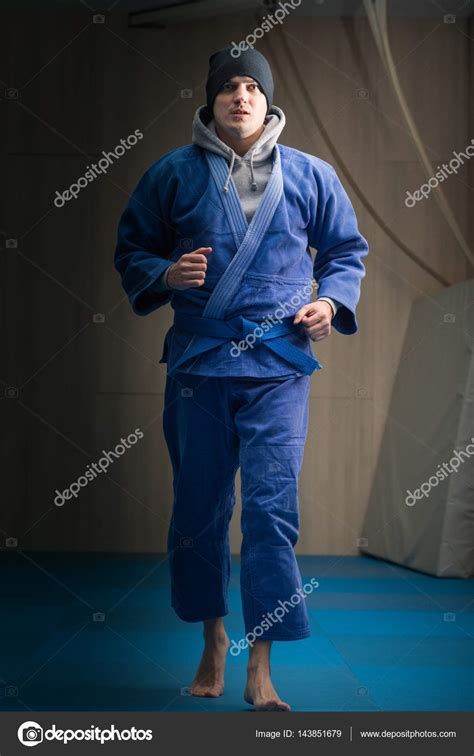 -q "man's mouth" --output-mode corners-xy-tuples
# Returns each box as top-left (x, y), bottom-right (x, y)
(231, 110), (250, 115)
